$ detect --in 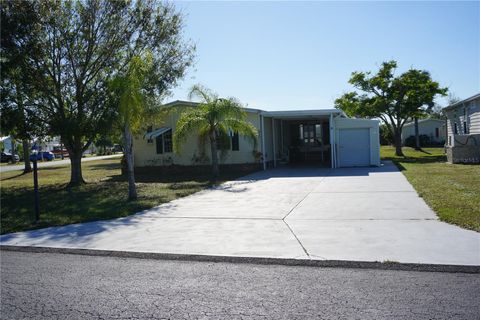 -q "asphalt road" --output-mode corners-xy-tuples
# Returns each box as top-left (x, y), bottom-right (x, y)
(0, 154), (122, 173)
(1, 250), (479, 319)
